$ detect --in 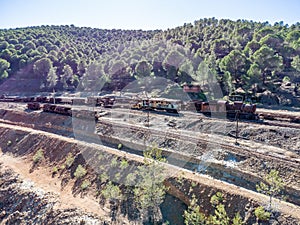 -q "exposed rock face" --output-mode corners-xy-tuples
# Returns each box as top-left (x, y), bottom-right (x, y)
(0, 165), (105, 225)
